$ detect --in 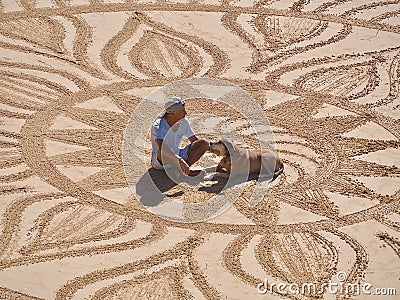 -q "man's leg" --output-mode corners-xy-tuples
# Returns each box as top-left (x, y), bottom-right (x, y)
(186, 139), (209, 166)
